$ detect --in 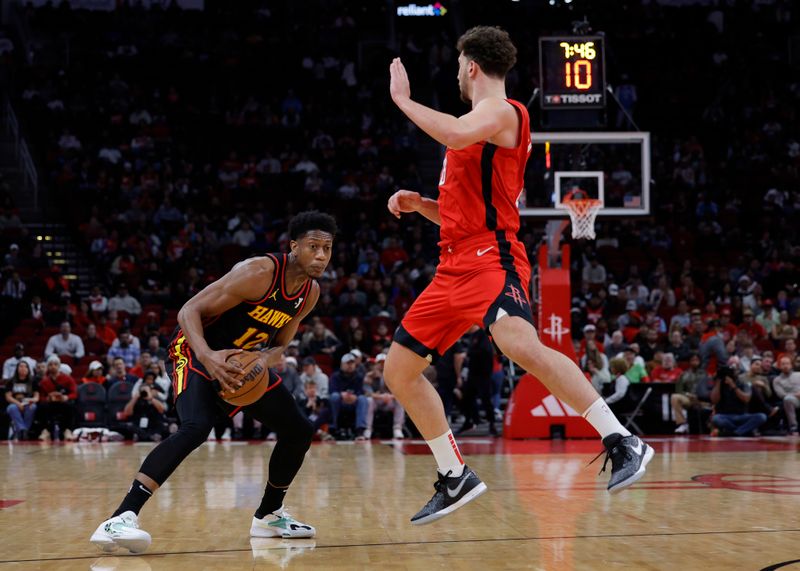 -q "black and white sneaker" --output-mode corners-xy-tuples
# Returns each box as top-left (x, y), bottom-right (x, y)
(410, 465), (487, 526)
(598, 434), (655, 494)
